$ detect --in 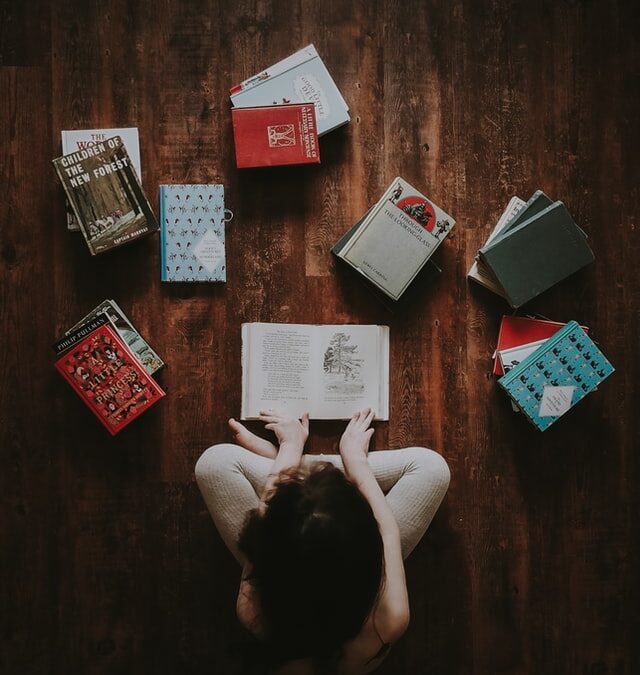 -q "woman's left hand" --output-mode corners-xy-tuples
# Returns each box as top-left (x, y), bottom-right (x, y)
(258, 409), (310, 451)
